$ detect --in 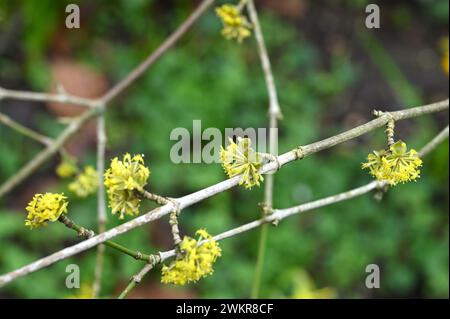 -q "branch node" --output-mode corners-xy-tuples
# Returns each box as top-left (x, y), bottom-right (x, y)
(92, 102), (106, 115)
(150, 253), (162, 266)
(259, 204), (280, 226)
(78, 228), (95, 238)
(167, 197), (181, 215)
(135, 251), (143, 260)
(258, 202), (273, 216)
(373, 181), (389, 202)
(260, 153), (280, 172)
(294, 146), (305, 160)
(270, 218), (280, 227)
(131, 275), (141, 284)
